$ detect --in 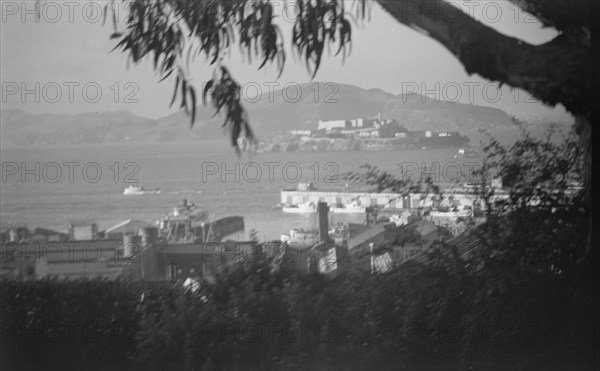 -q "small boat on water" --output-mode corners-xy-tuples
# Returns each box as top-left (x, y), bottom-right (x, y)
(454, 148), (480, 159)
(282, 202), (316, 214)
(123, 171), (160, 195)
(123, 185), (161, 195)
